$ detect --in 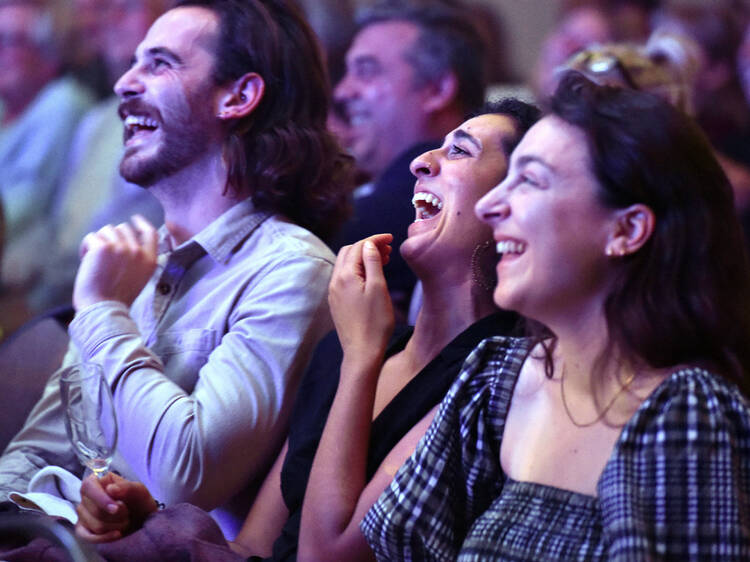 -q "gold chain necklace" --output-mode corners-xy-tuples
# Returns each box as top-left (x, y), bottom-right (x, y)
(560, 364), (636, 428)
